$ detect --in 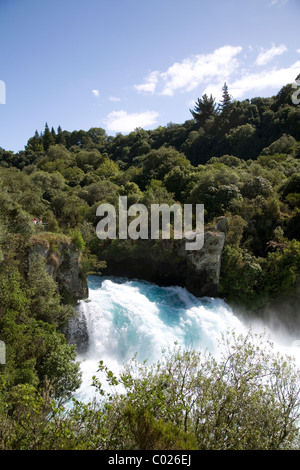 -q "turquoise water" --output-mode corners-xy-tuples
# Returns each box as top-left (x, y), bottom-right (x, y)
(73, 276), (300, 402)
